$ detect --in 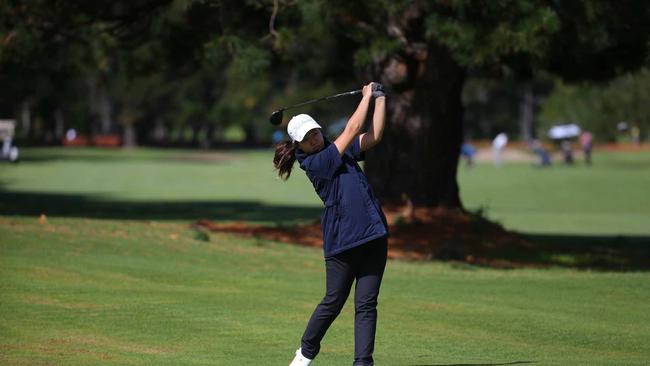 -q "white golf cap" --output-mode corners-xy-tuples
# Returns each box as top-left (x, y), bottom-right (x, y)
(287, 114), (322, 142)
